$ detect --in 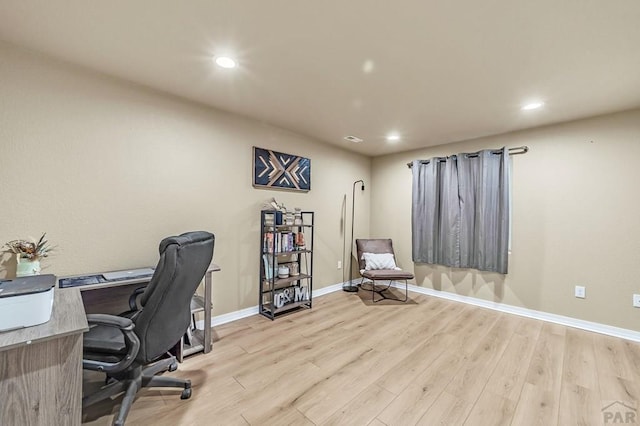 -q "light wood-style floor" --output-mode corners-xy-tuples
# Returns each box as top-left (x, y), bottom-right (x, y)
(82, 290), (640, 425)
